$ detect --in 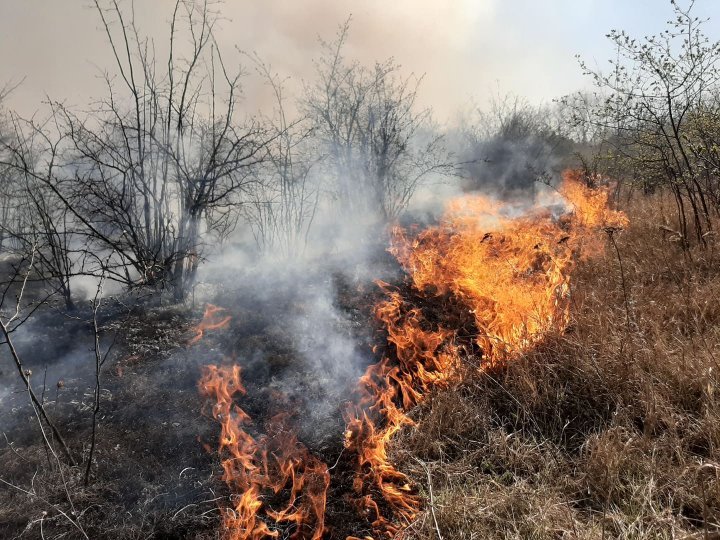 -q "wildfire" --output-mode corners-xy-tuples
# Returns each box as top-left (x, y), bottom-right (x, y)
(198, 364), (330, 539)
(343, 169), (628, 536)
(196, 169), (627, 539)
